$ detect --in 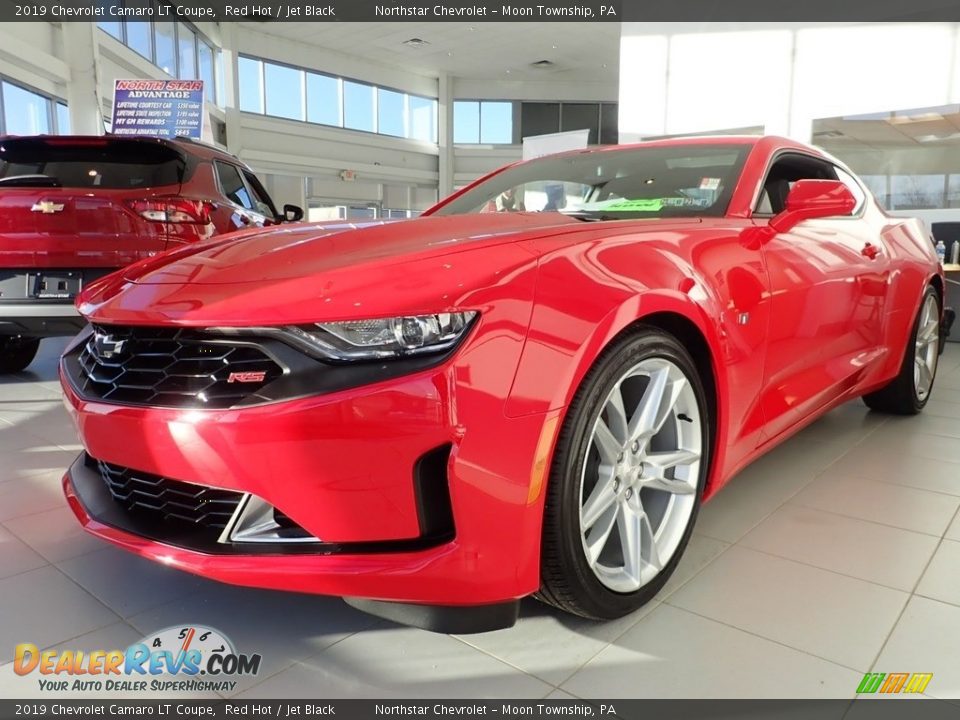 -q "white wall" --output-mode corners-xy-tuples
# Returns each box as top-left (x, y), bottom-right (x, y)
(619, 22), (960, 142)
